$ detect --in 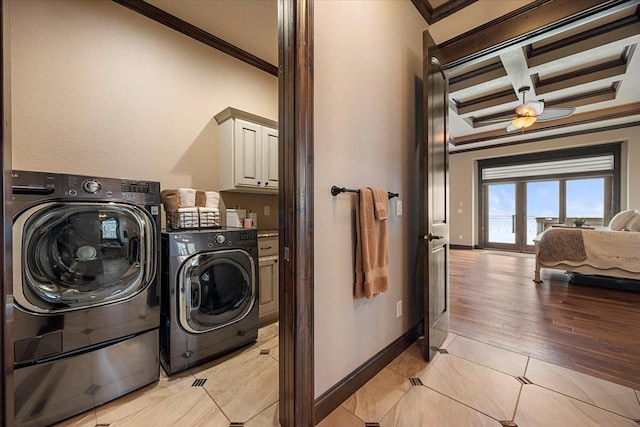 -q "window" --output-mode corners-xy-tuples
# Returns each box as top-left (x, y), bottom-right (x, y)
(478, 143), (621, 251)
